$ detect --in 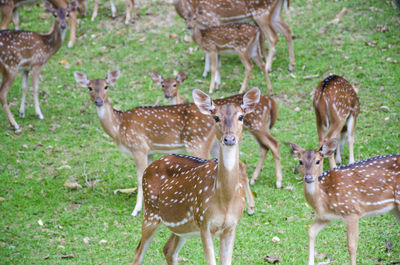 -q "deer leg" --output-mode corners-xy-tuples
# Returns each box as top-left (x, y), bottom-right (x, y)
(274, 17), (295, 71)
(203, 52), (210, 78)
(0, 2), (14, 30)
(31, 66), (44, 120)
(336, 130), (346, 165)
(315, 111), (326, 148)
(308, 218), (329, 265)
(251, 46), (272, 94)
(209, 52), (218, 94)
(250, 146), (268, 185)
(19, 70), (29, 118)
(237, 51), (253, 93)
(325, 119), (345, 168)
(0, 72), (20, 131)
(125, 0), (134, 24)
(133, 214), (160, 265)
(200, 228), (217, 265)
(219, 227), (236, 265)
(347, 114), (356, 164)
(91, 0), (100, 21)
(67, 11), (77, 48)
(131, 152), (148, 217)
(345, 215), (359, 265)
(110, 0), (117, 18)
(239, 161), (255, 215)
(11, 8), (19, 30)
(215, 53), (221, 87)
(254, 16), (278, 73)
(163, 234), (187, 265)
